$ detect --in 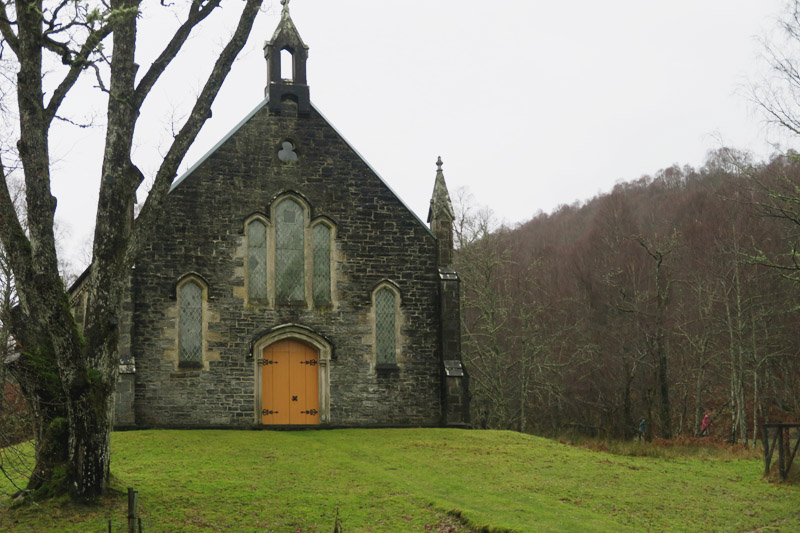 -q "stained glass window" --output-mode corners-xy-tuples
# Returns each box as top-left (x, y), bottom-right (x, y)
(276, 199), (305, 301)
(312, 224), (331, 305)
(248, 219), (267, 300)
(179, 281), (203, 362)
(375, 288), (396, 365)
